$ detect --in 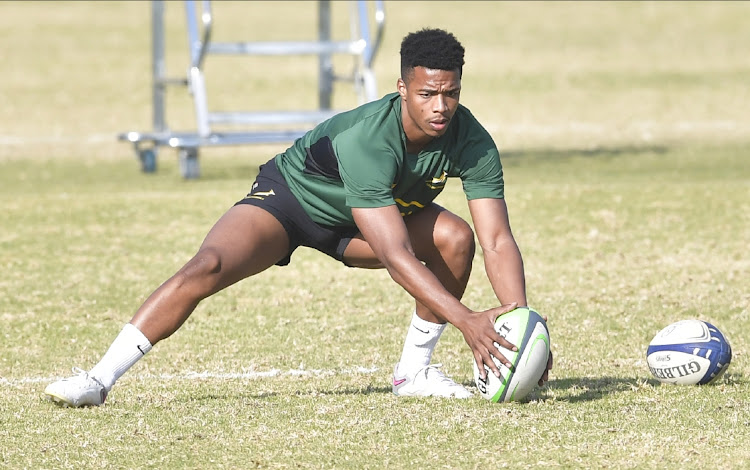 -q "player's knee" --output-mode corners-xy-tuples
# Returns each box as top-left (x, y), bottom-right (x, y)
(436, 218), (475, 263)
(177, 247), (223, 285)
